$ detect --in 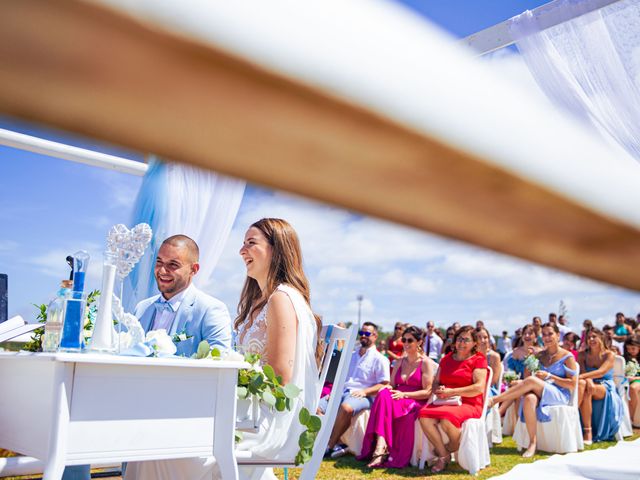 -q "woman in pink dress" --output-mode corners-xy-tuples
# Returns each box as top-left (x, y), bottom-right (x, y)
(357, 325), (434, 468)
